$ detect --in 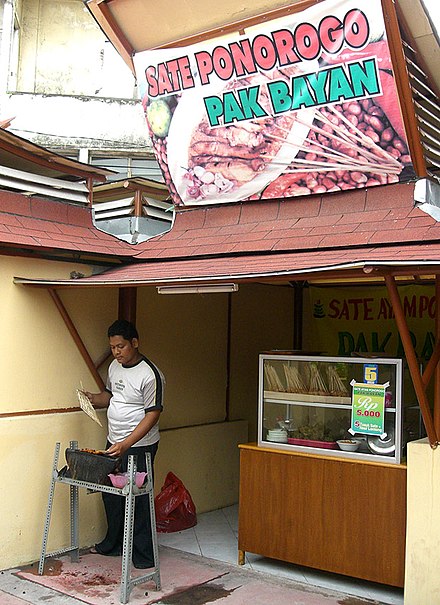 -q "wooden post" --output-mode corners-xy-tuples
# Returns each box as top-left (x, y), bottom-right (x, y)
(292, 281), (304, 350)
(48, 289), (105, 390)
(118, 287), (137, 325)
(384, 274), (437, 447)
(134, 189), (142, 217)
(87, 176), (94, 207)
(435, 276), (440, 436)
(422, 339), (440, 388)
